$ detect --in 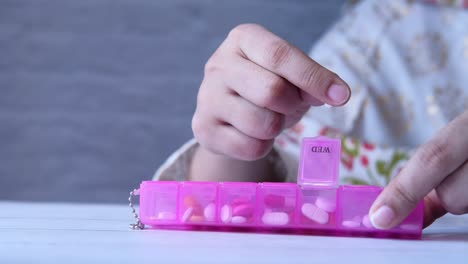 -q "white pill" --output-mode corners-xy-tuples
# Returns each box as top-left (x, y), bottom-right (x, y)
(301, 203), (329, 224)
(262, 212), (289, 226)
(157, 211), (176, 220)
(221, 204), (232, 223)
(362, 214), (373, 228)
(314, 197), (336, 213)
(231, 216), (247, 224)
(342, 220), (361, 228)
(182, 207), (194, 223)
(203, 203), (216, 221)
